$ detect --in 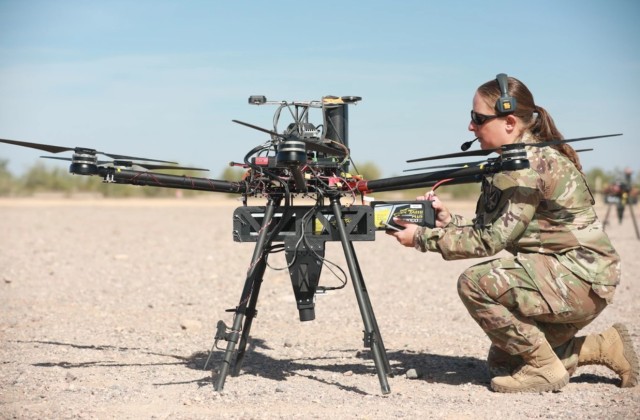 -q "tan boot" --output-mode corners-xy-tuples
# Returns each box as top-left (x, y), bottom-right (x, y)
(576, 323), (639, 388)
(488, 343), (577, 379)
(491, 340), (569, 393)
(553, 339), (582, 376)
(487, 345), (522, 378)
